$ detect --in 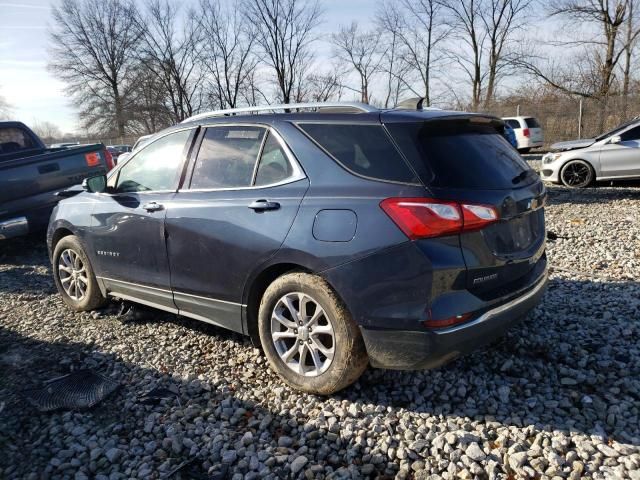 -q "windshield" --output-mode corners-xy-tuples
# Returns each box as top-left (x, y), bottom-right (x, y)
(595, 119), (639, 141)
